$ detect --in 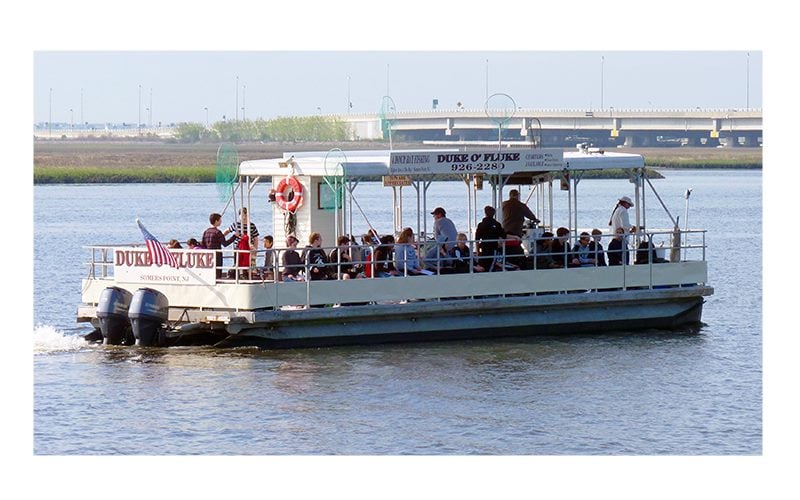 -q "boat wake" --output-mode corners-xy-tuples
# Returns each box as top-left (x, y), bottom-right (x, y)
(34, 324), (92, 354)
